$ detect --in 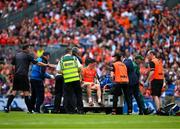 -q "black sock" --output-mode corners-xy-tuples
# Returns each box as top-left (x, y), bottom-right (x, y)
(25, 96), (31, 112)
(6, 95), (15, 109)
